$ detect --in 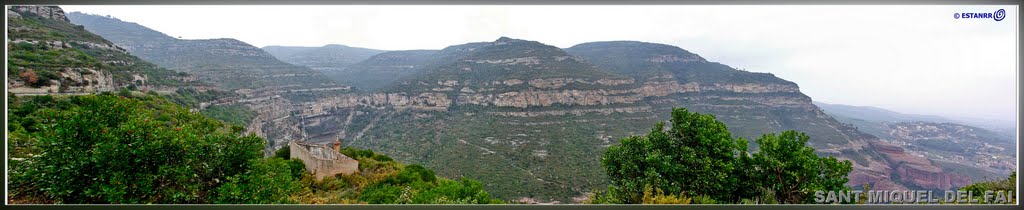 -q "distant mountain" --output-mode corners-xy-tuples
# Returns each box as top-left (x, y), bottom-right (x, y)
(384, 37), (628, 92)
(816, 102), (1016, 140)
(282, 37), (965, 201)
(263, 44), (386, 70)
(261, 44), (389, 91)
(817, 102), (1016, 185)
(882, 121), (1015, 183)
(564, 40), (706, 79)
(339, 50), (438, 91)
(815, 102), (953, 123)
(67, 12), (341, 91)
